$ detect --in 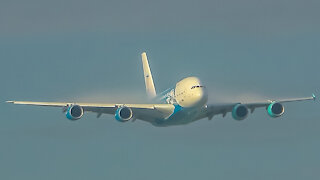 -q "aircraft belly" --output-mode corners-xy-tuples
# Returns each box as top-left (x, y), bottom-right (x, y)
(151, 107), (204, 127)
